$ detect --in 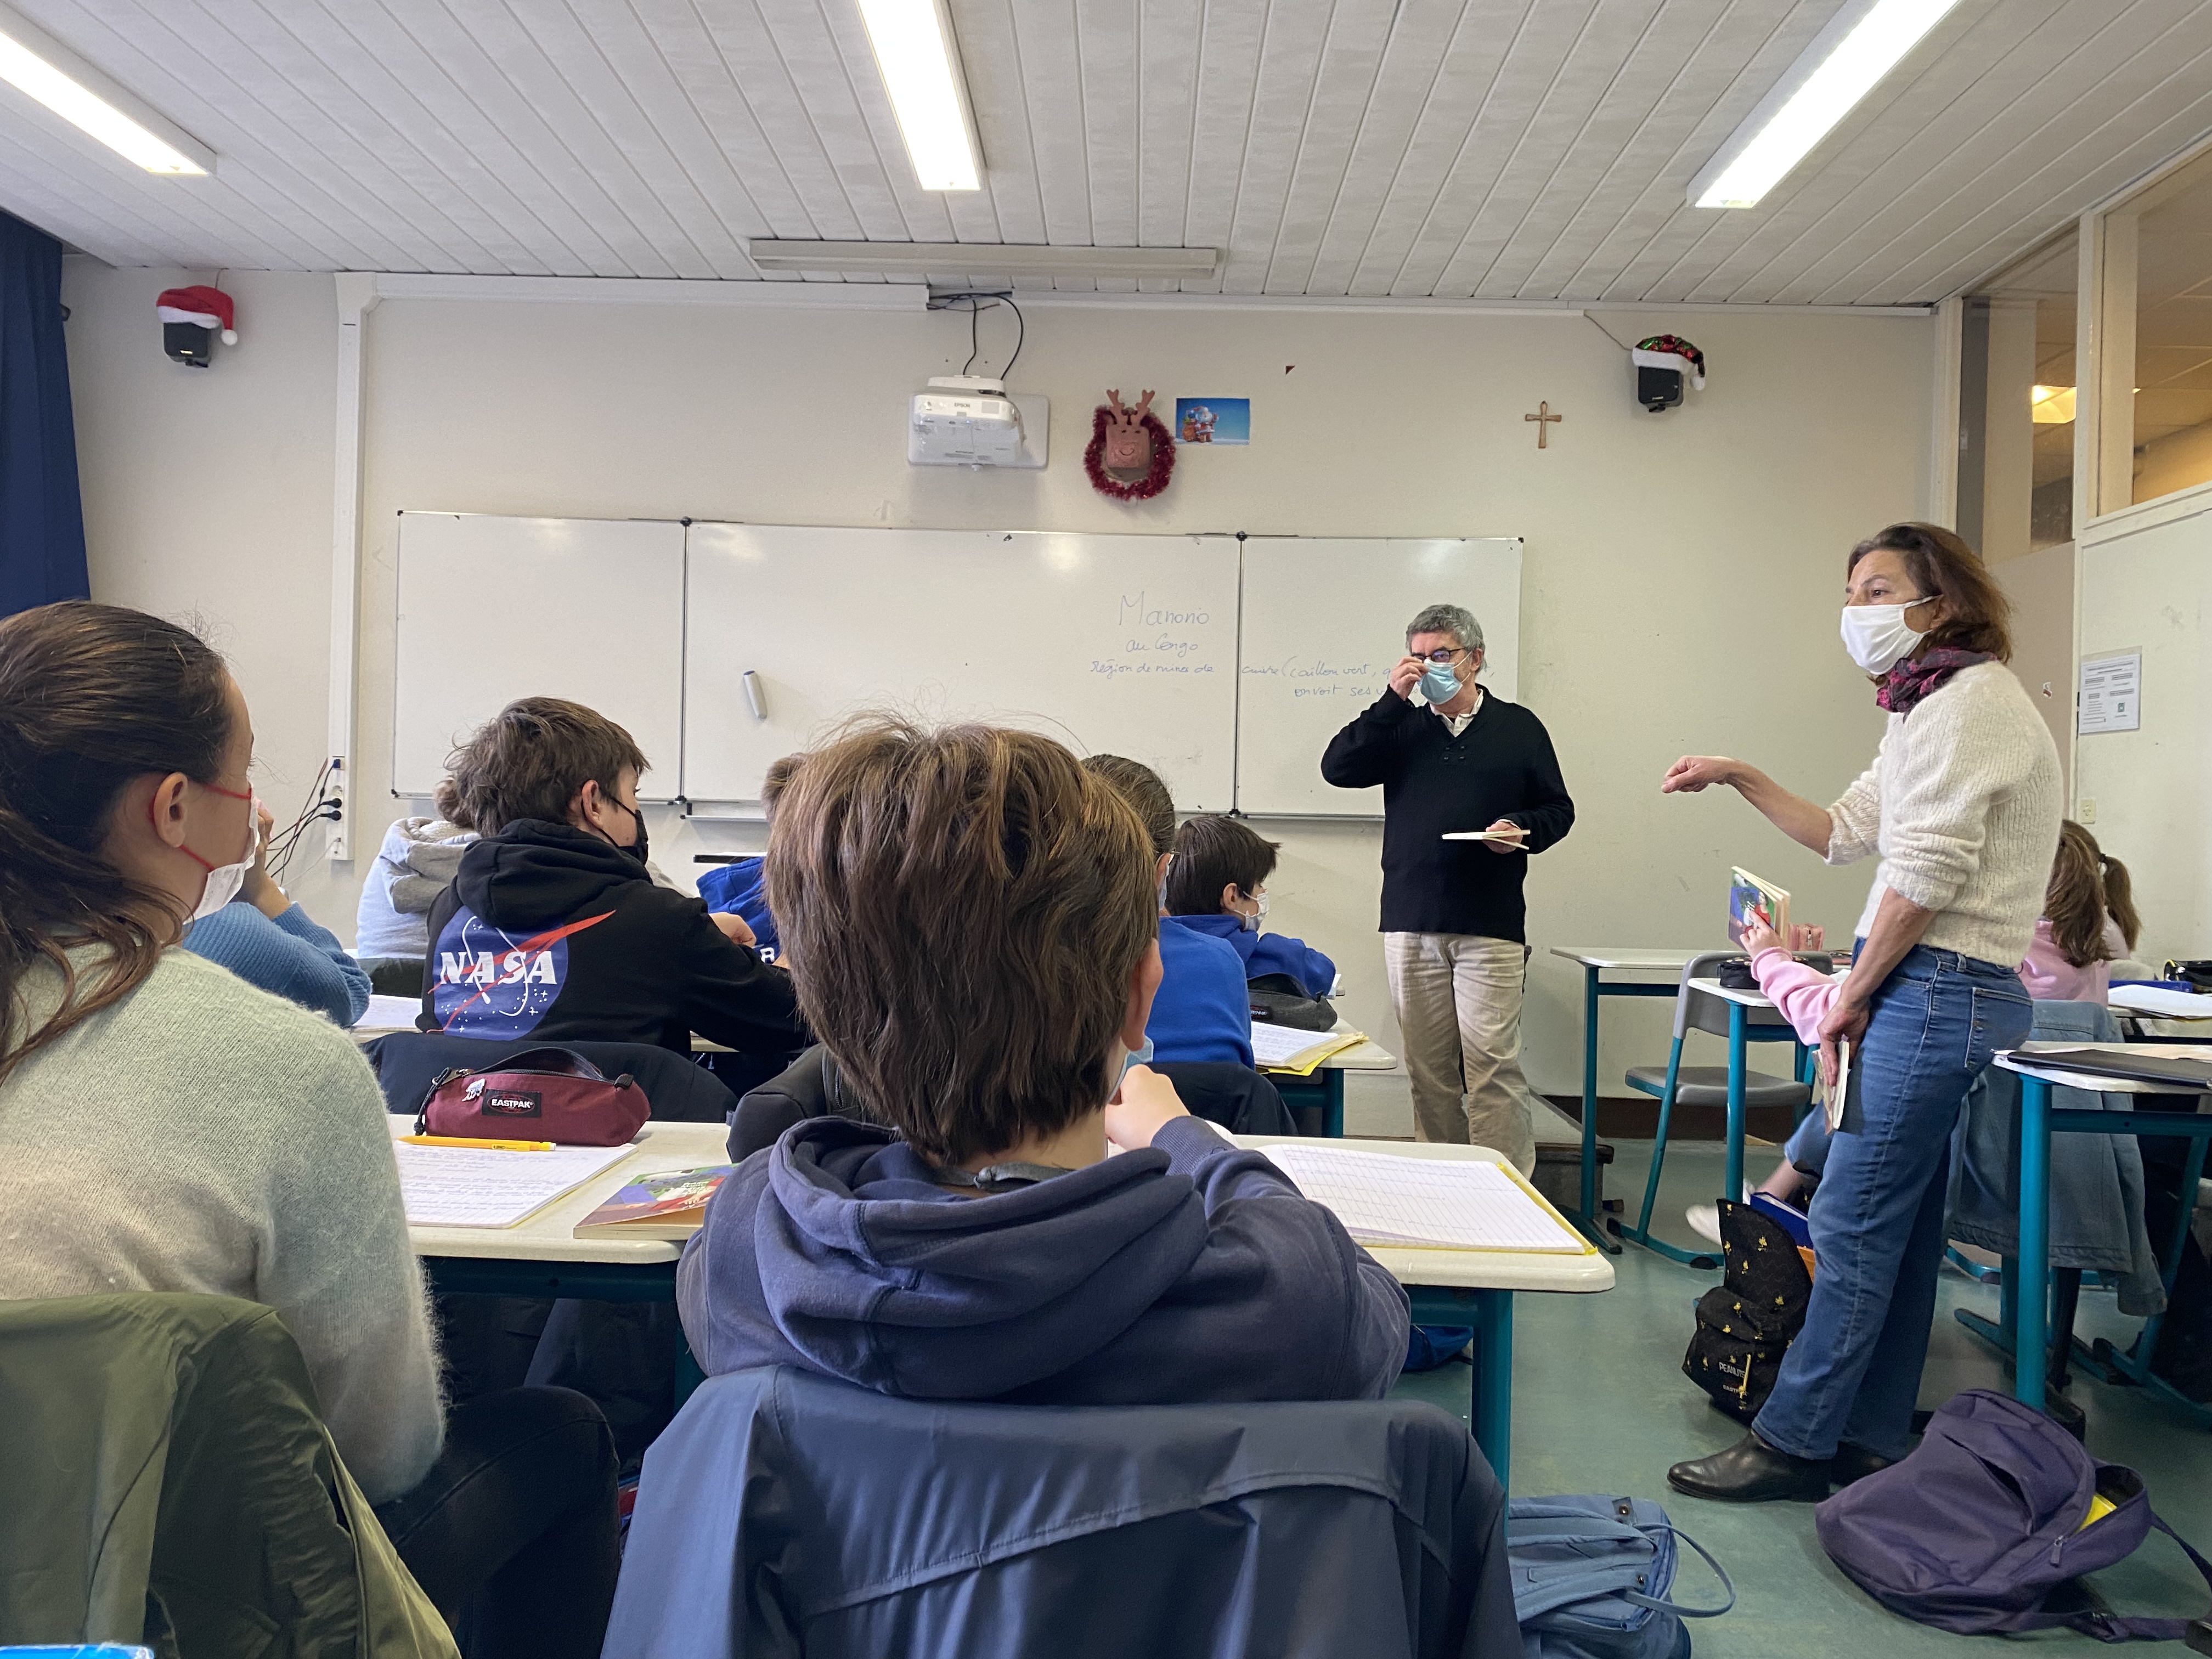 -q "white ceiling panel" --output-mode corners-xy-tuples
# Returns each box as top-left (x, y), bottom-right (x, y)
(2, 0), (2208, 304)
